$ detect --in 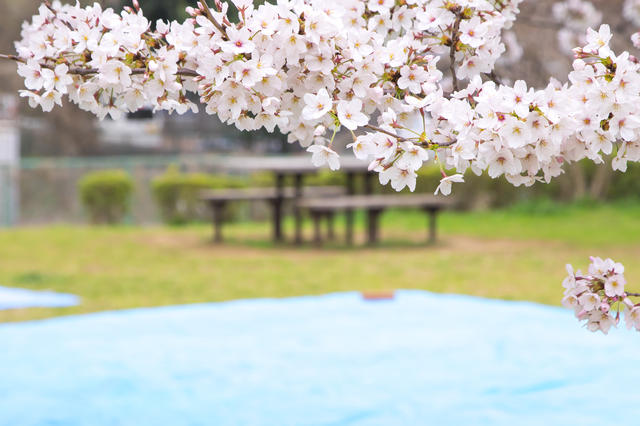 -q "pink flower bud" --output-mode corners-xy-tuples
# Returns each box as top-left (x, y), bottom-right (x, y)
(371, 87), (384, 102)
(600, 302), (610, 314)
(368, 158), (382, 171)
